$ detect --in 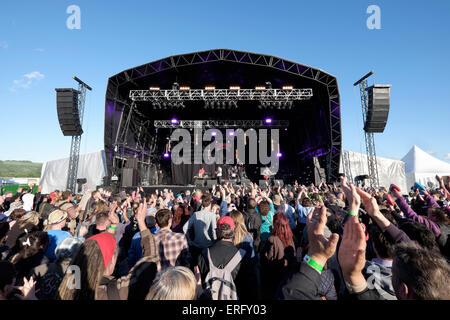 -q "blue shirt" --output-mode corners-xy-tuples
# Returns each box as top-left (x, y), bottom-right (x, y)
(283, 204), (297, 231)
(296, 203), (314, 224)
(128, 226), (159, 269)
(45, 229), (71, 261)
